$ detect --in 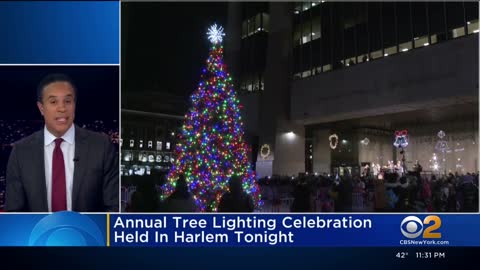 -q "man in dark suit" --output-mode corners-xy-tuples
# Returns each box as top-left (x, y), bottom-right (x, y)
(5, 73), (118, 212)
